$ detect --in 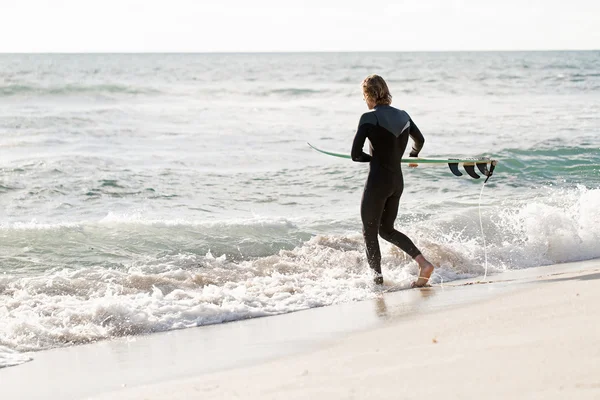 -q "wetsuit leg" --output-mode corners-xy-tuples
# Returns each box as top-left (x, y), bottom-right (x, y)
(378, 184), (422, 258)
(360, 171), (393, 276)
